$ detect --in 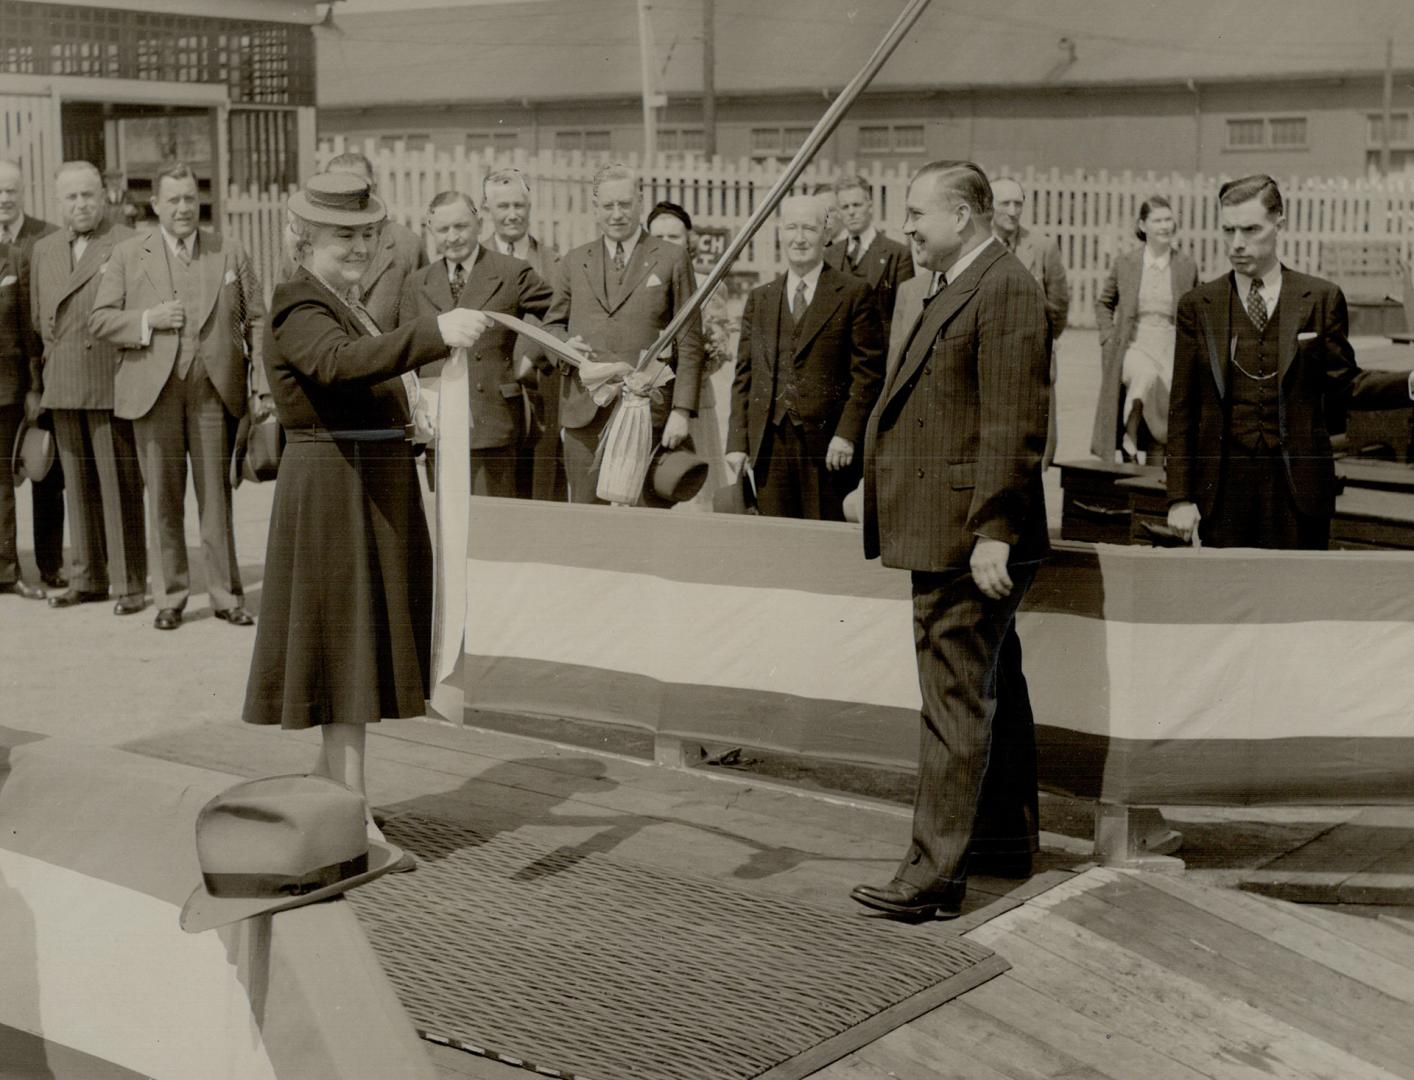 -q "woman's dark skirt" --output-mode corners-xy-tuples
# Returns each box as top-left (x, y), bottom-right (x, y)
(243, 438), (433, 729)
